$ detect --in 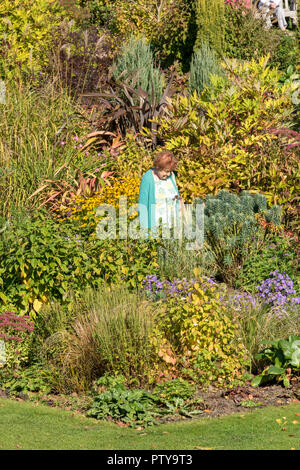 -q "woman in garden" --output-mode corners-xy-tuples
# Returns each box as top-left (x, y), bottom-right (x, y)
(138, 150), (182, 237)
